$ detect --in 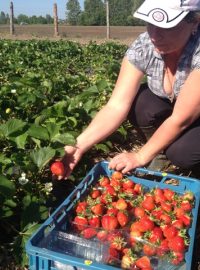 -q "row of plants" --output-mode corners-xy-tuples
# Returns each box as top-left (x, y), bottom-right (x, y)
(0, 39), (128, 267)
